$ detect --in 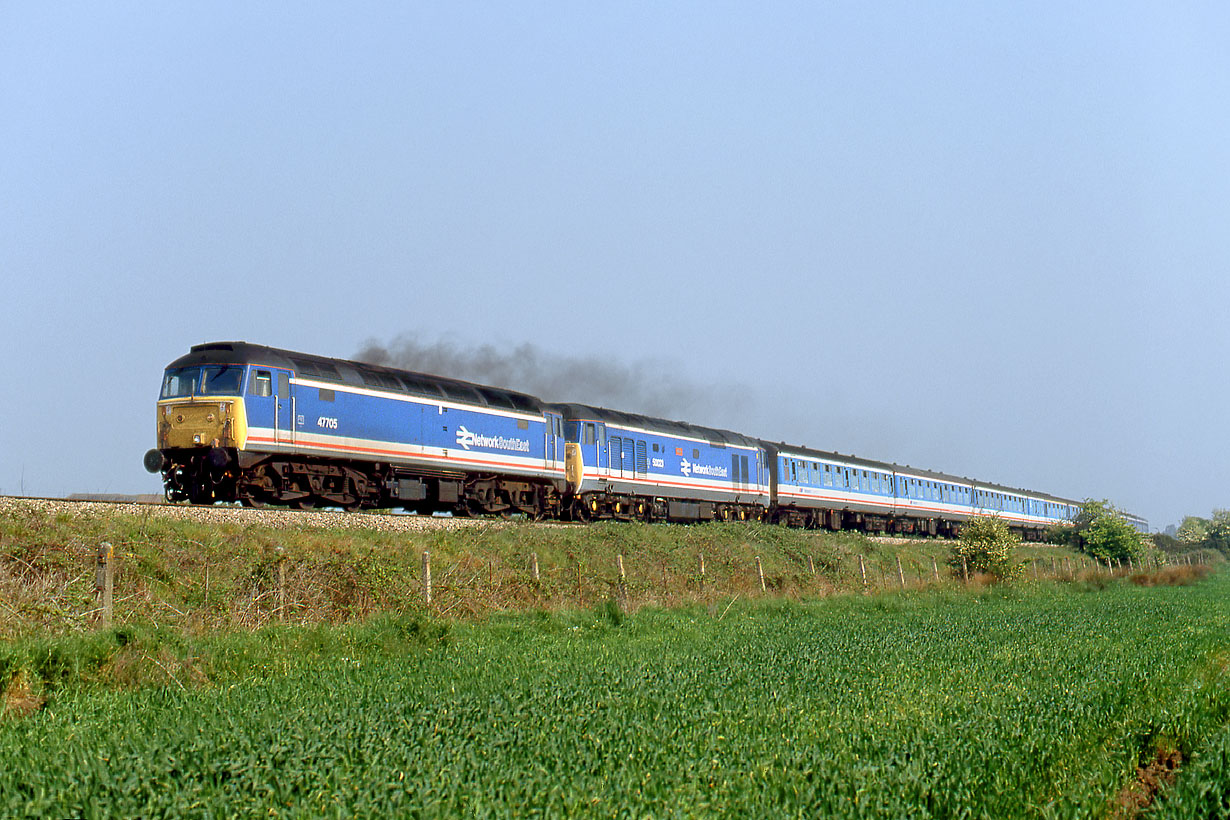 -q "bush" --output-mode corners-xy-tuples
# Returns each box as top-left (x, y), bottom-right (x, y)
(1075, 500), (1150, 563)
(950, 517), (1020, 581)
